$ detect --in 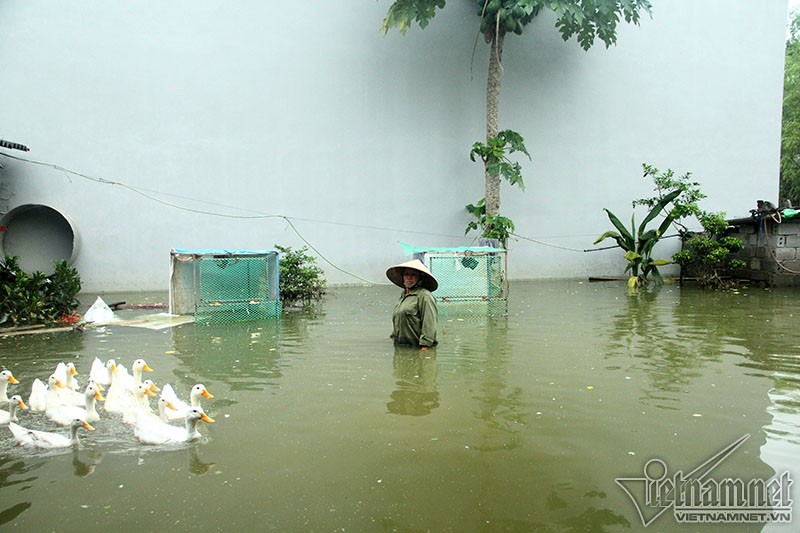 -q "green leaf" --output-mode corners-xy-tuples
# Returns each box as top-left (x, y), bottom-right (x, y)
(593, 230), (621, 245)
(638, 188), (681, 235)
(602, 209), (634, 249)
